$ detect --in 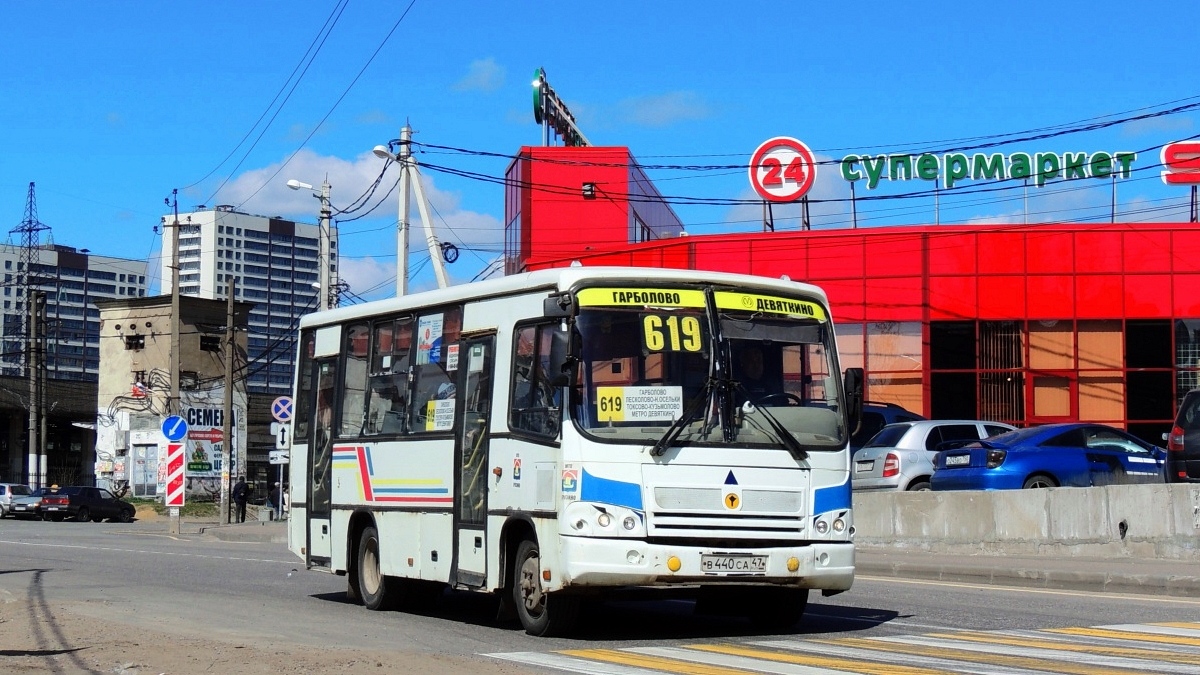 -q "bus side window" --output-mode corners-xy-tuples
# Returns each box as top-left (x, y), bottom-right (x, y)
(408, 306), (462, 433)
(341, 322), (370, 436)
(365, 317), (412, 436)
